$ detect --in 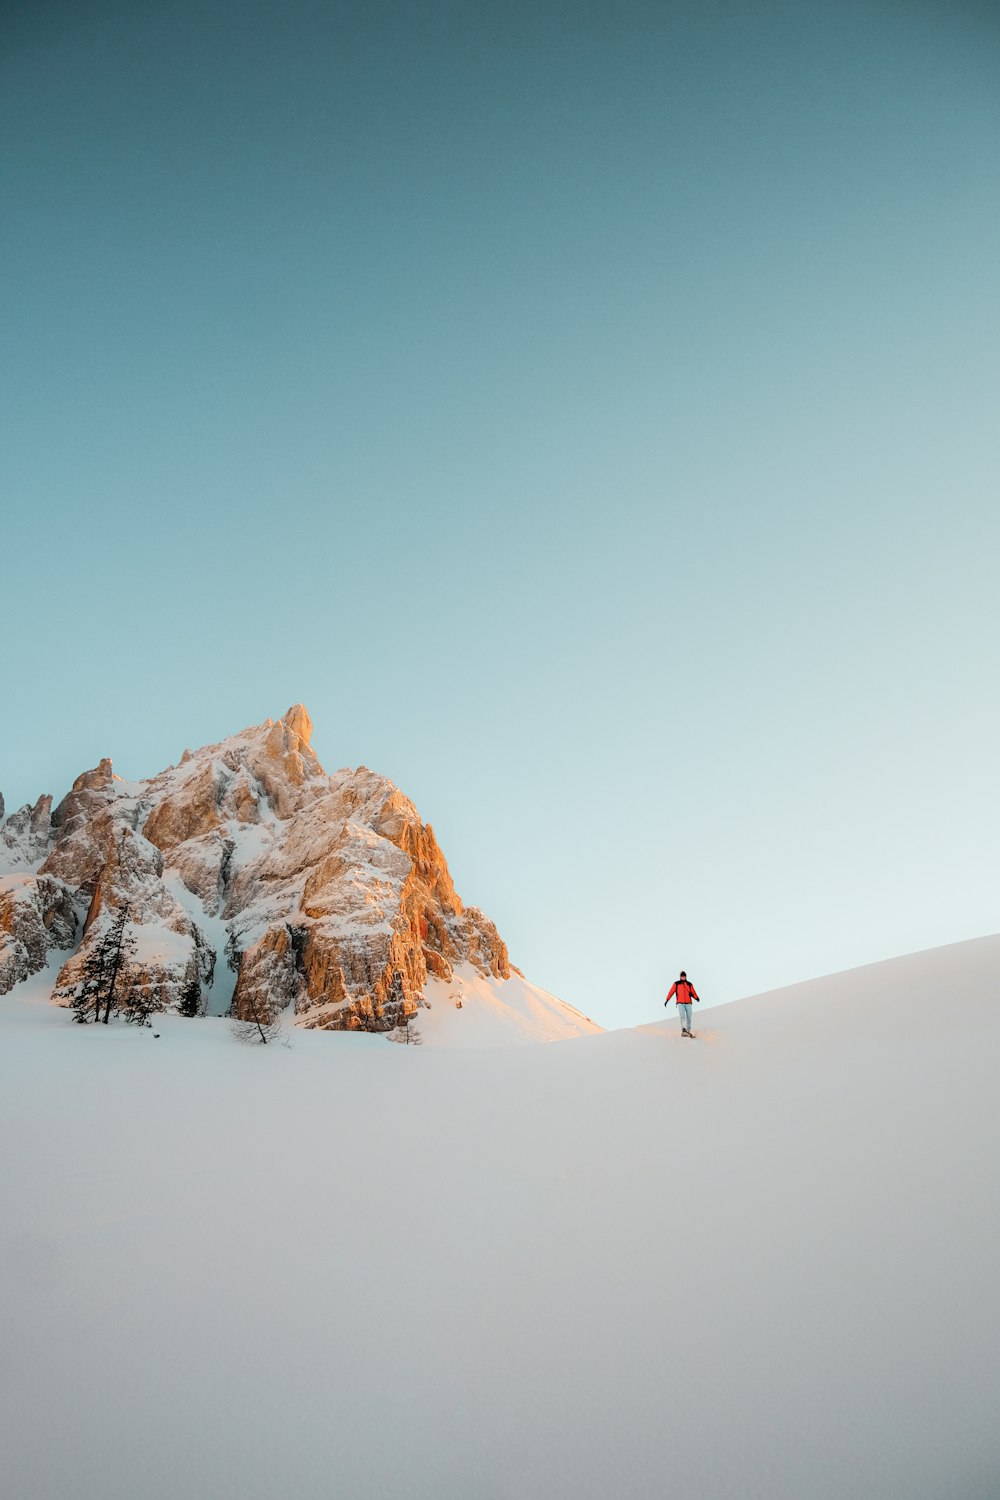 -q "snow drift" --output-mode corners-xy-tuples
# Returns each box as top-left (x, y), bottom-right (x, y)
(1, 932), (997, 1499)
